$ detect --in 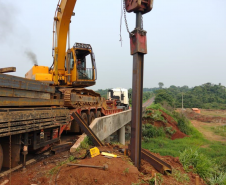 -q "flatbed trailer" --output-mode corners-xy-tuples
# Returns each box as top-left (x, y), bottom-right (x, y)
(0, 73), (124, 171)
